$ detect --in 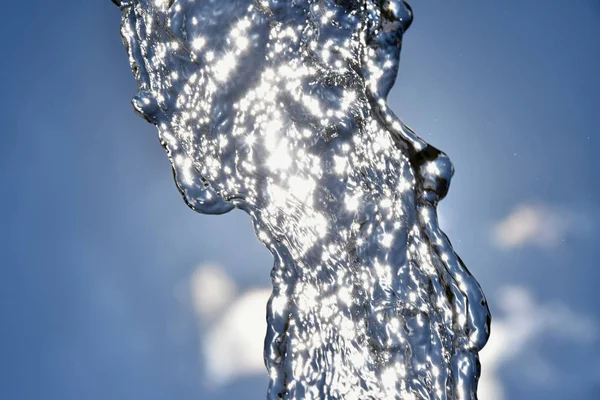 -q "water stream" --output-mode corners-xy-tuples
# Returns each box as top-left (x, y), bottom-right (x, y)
(113, 1), (491, 398)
